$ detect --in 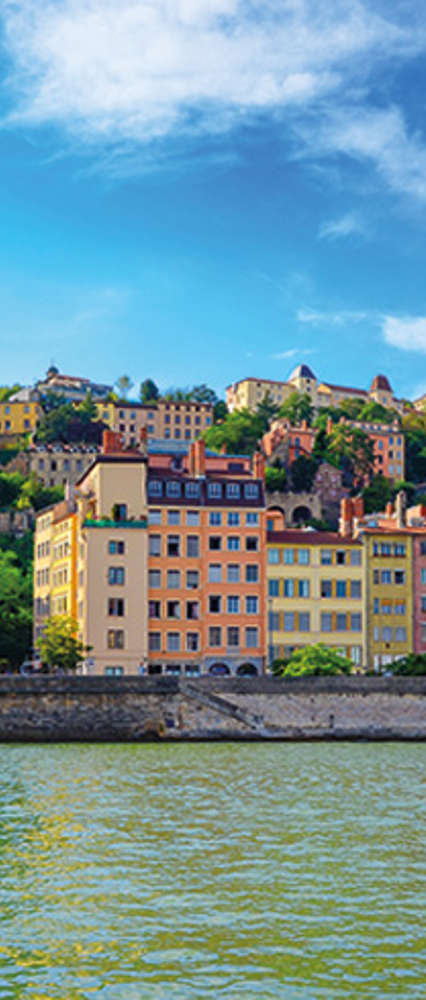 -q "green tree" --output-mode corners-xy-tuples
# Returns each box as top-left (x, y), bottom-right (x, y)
(36, 616), (92, 673)
(16, 475), (64, 512)
(278, 391), (313, 426)
(0, 549), (32, 668)
(76, 390), (97, 424)
(265, 465), (287, 492)
(189, 384), (218, 404)
(327, 423), (374, 483)
(139, 379), (159, 404)
(290, 455), (318, 492)
(0, 384), (21, 402)
(0, 471), (25, 509)
(213, 400), (228, 422)
(256, 391), (279, 428)
(338, 398), (365, 420)
(361, 474), (393, 514)
(204, 408), (265, 455)
(115, 375), (134, 400)
(36, 402), (75, 442)
(358, 400), (396, 423)
(388, 653), (426, 676)
(275, 643), (353, 677)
